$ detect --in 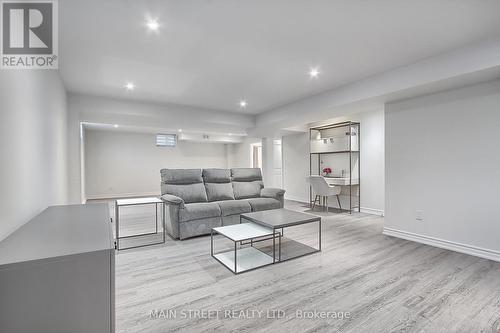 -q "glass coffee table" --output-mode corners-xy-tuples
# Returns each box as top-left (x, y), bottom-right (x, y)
(211, 209), (321, 274)
(240, 208), (322, 262)
(211, 223), (278, 274)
